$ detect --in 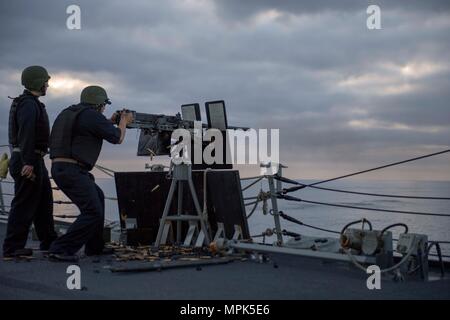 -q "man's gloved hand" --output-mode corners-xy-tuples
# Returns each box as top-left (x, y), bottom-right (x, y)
(21, 165), (35, 180)
(110, 111), (120, 124)
(121, 110), (134, 125)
